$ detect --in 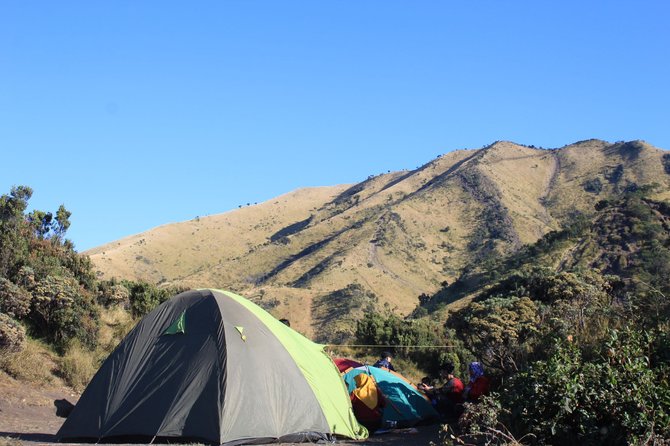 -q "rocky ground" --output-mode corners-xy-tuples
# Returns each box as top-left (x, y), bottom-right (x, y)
(0, 371), (441, 446)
